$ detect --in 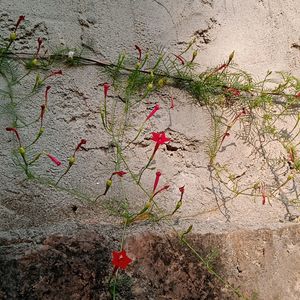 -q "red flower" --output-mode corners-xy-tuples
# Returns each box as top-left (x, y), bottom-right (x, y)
(146, 104), (160, 121)
(179, 186), (185, 194)
(49, 70), (63, 77)
(232, 108), (247, 123)
(221, 132), (230, 143)
(261, 182), (267, 205)
(153, 184), (170, 197)
(47, 153), (62, 166)
(15, 16), (25, 31)
(150, 131), (171, 159)
(6, 127), (21, 144)
(295, 91), (300, 98)
(179, 186), (185, 200)
(75, 139), (87, 153)
(112, 171), (127, 177)
(36, 37), (43, 57)
(262, 193), (266, 205)
(151, 132), (171, 145)
(153, 171), (161, 193)
(103, 82), (110, 98)
(112, 250), (132, 270)
(173, 54), (185, 65)
(44, 85), (51, 107)
(135, 45), (142, 61)
(170, 96), (174, 109)
(40, 104), (46, 126)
